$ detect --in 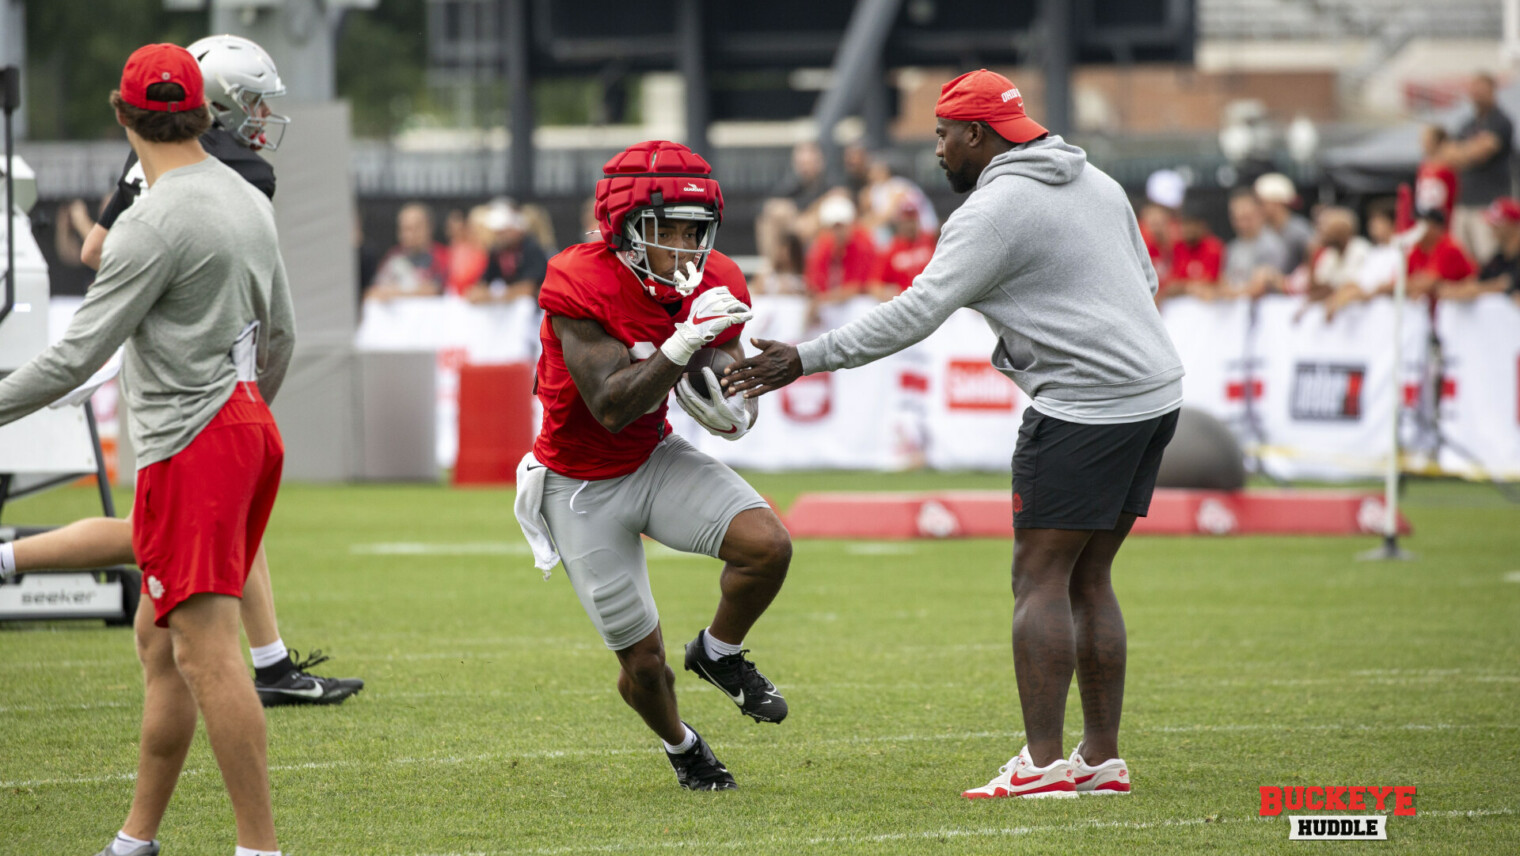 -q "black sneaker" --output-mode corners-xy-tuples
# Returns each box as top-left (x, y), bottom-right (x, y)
(666, 724), (737, 791)
(683, 630), (788, 724)
(255, 649), (365, 707)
